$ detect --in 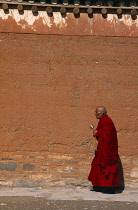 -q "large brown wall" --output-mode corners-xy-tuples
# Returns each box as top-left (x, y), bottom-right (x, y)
(0, 6), (138, 187)
(0, 32), (138, 187)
